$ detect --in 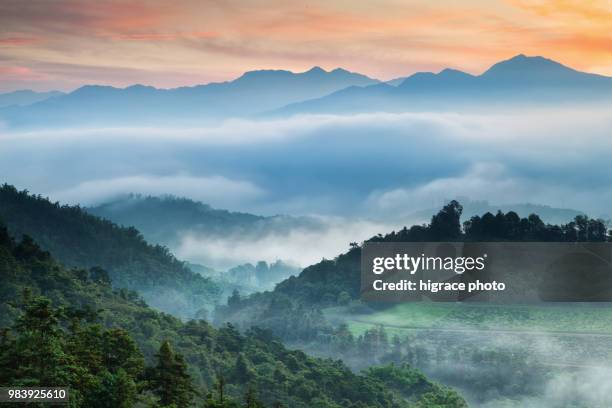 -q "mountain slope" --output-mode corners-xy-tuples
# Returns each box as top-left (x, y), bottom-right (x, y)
(273, 55), (612, 115)
(0, 184), (219, 318)
(0, 67), (378, 128)
(0, 220), (466, 407)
